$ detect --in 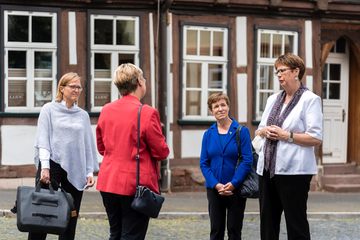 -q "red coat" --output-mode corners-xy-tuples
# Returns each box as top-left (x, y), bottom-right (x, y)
(96, 95), (169, 195)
